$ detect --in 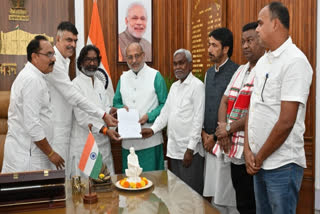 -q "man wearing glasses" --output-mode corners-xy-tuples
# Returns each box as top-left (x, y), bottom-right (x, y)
(68, 45), (120, 178)
(45, 22), (118, 172)
(113, 42), (167, 173)
(2, 36), (65, 172)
